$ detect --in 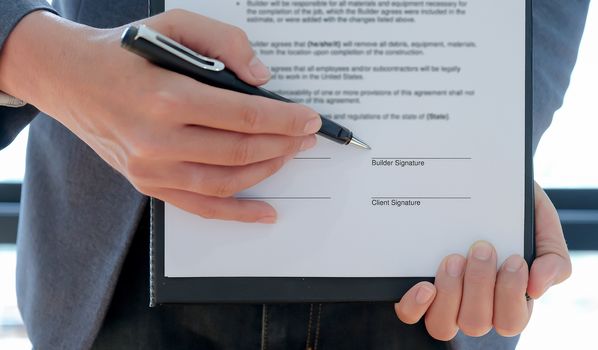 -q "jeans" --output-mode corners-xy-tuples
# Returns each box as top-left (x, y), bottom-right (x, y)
(91, 207), (448, 349)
